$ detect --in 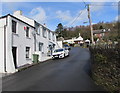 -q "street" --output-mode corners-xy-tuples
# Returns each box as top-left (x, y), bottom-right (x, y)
(2, 47), (104, 91)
